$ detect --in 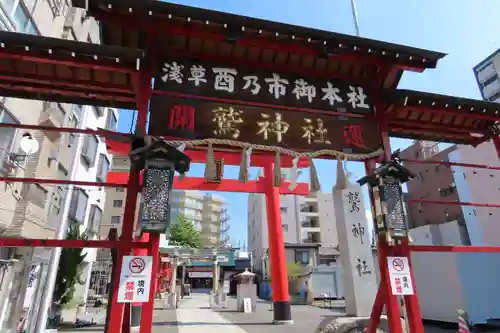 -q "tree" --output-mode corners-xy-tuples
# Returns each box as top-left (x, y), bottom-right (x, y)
(53, 221), (91, 305)
(266, 261), (303, 281)
(168, 214), (201, 248)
